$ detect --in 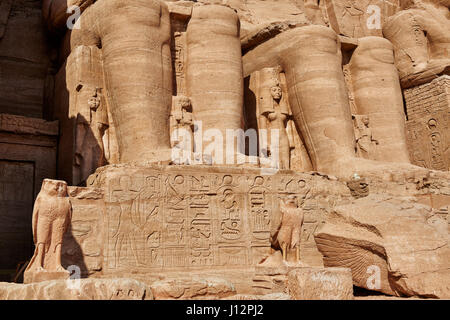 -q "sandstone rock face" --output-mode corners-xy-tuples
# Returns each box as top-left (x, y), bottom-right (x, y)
(0, 278), (153, 300)
(287, 267), (354, 300)
(0, 0), (51, 118)
(315, 196), (450, 298)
